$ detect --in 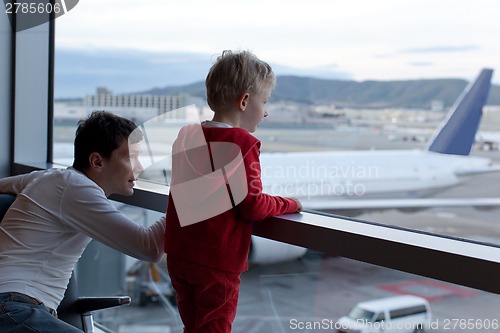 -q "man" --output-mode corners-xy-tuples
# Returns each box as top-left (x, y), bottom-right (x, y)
(0, 111), (165, 332)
